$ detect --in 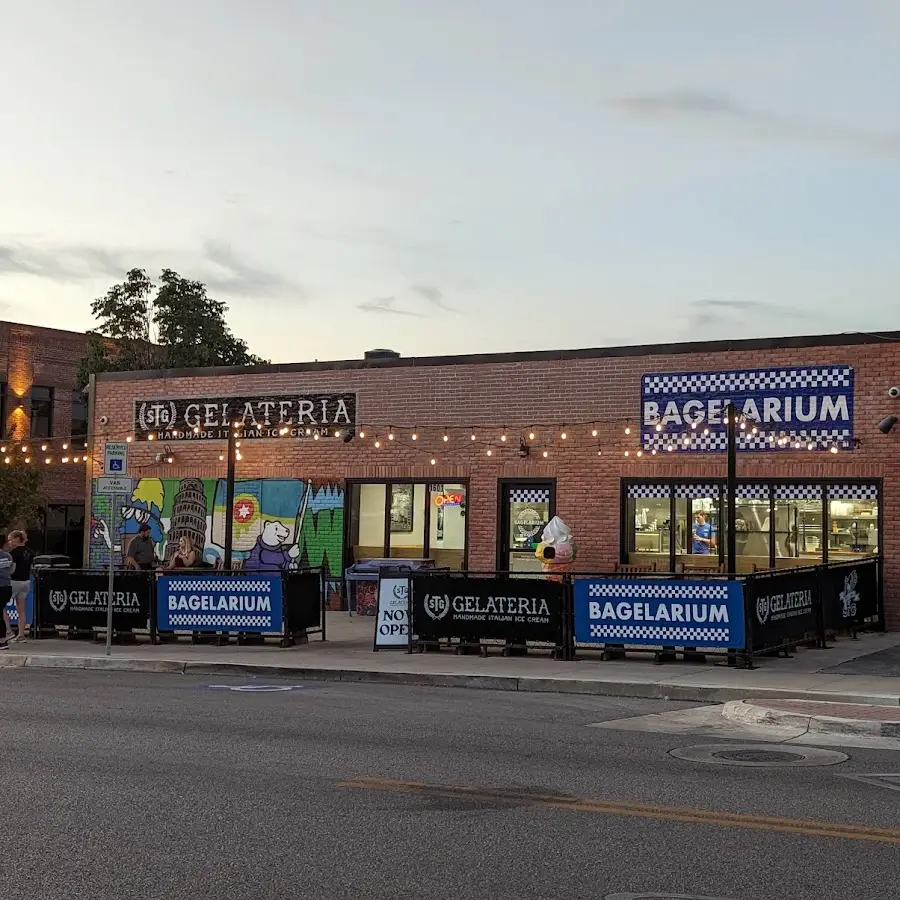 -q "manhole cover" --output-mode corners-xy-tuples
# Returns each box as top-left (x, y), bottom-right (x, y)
(669, 743), (849, 767)
(713, 749), (802, 763)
